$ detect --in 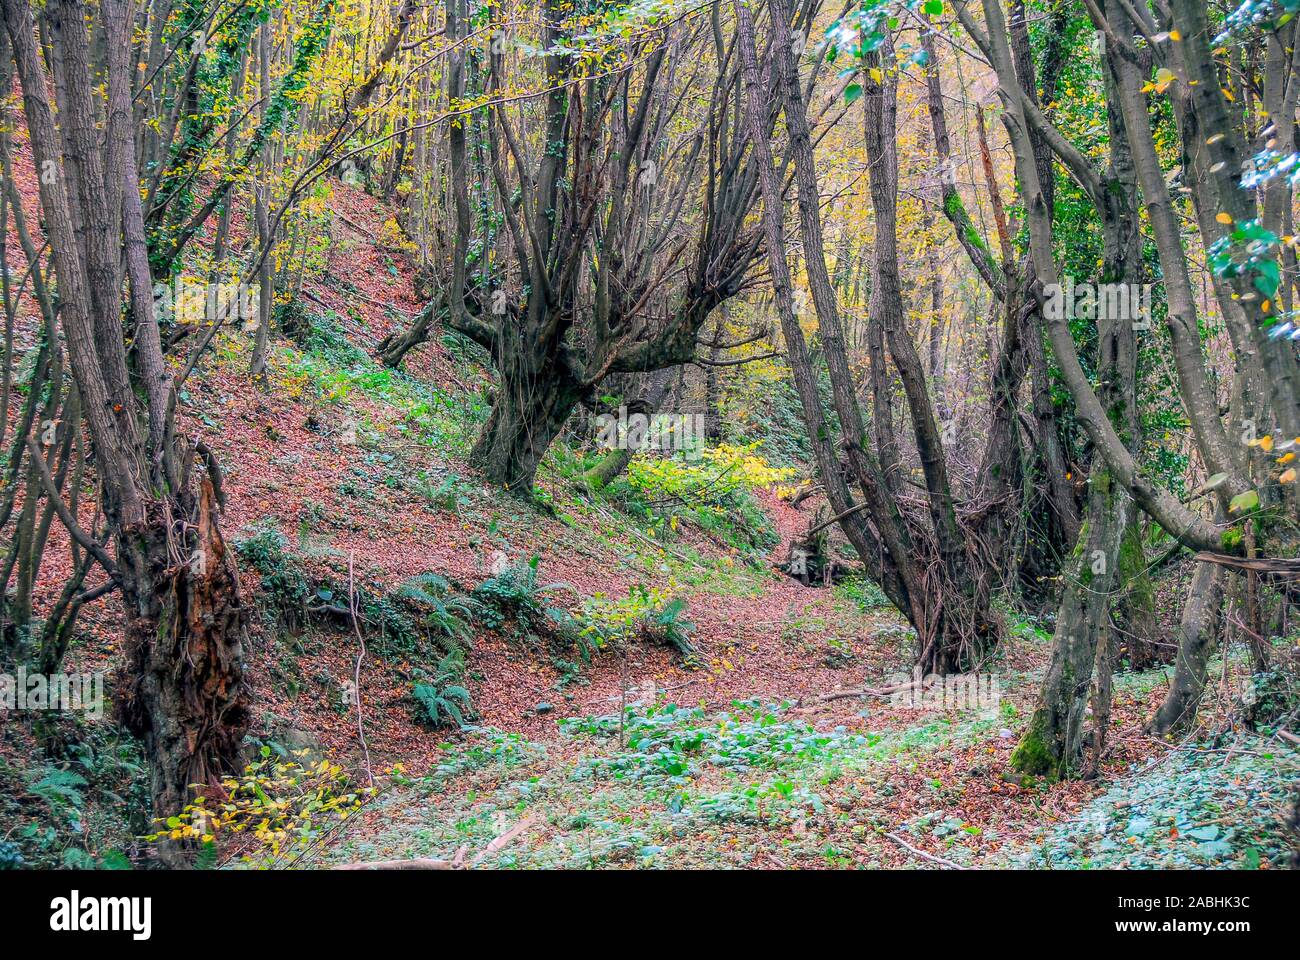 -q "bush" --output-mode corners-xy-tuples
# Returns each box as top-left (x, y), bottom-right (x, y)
(472, 556), (578, 639)
(234, 522), (315, 632)
(394, 572), (483, 648)
(284, 305), (368, 367)
(1247, 650), (1300, 727)
(836, 576), (891, 612)
(0, 840), (25, 870)
(145, 748), (372, 867)
(580, 585), (697, 657)
(607, 442), (790, 553)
